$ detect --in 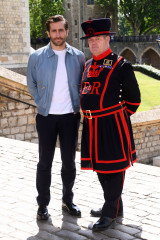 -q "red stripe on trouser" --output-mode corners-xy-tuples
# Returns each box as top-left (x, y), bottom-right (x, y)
(115, 171), (125, 218)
